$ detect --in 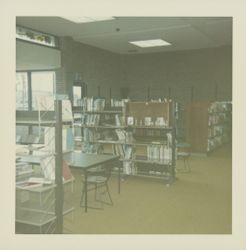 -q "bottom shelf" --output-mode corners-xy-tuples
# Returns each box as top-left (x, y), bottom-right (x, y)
(15, 220), (56, 234)
(16, 209), (56, 227)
